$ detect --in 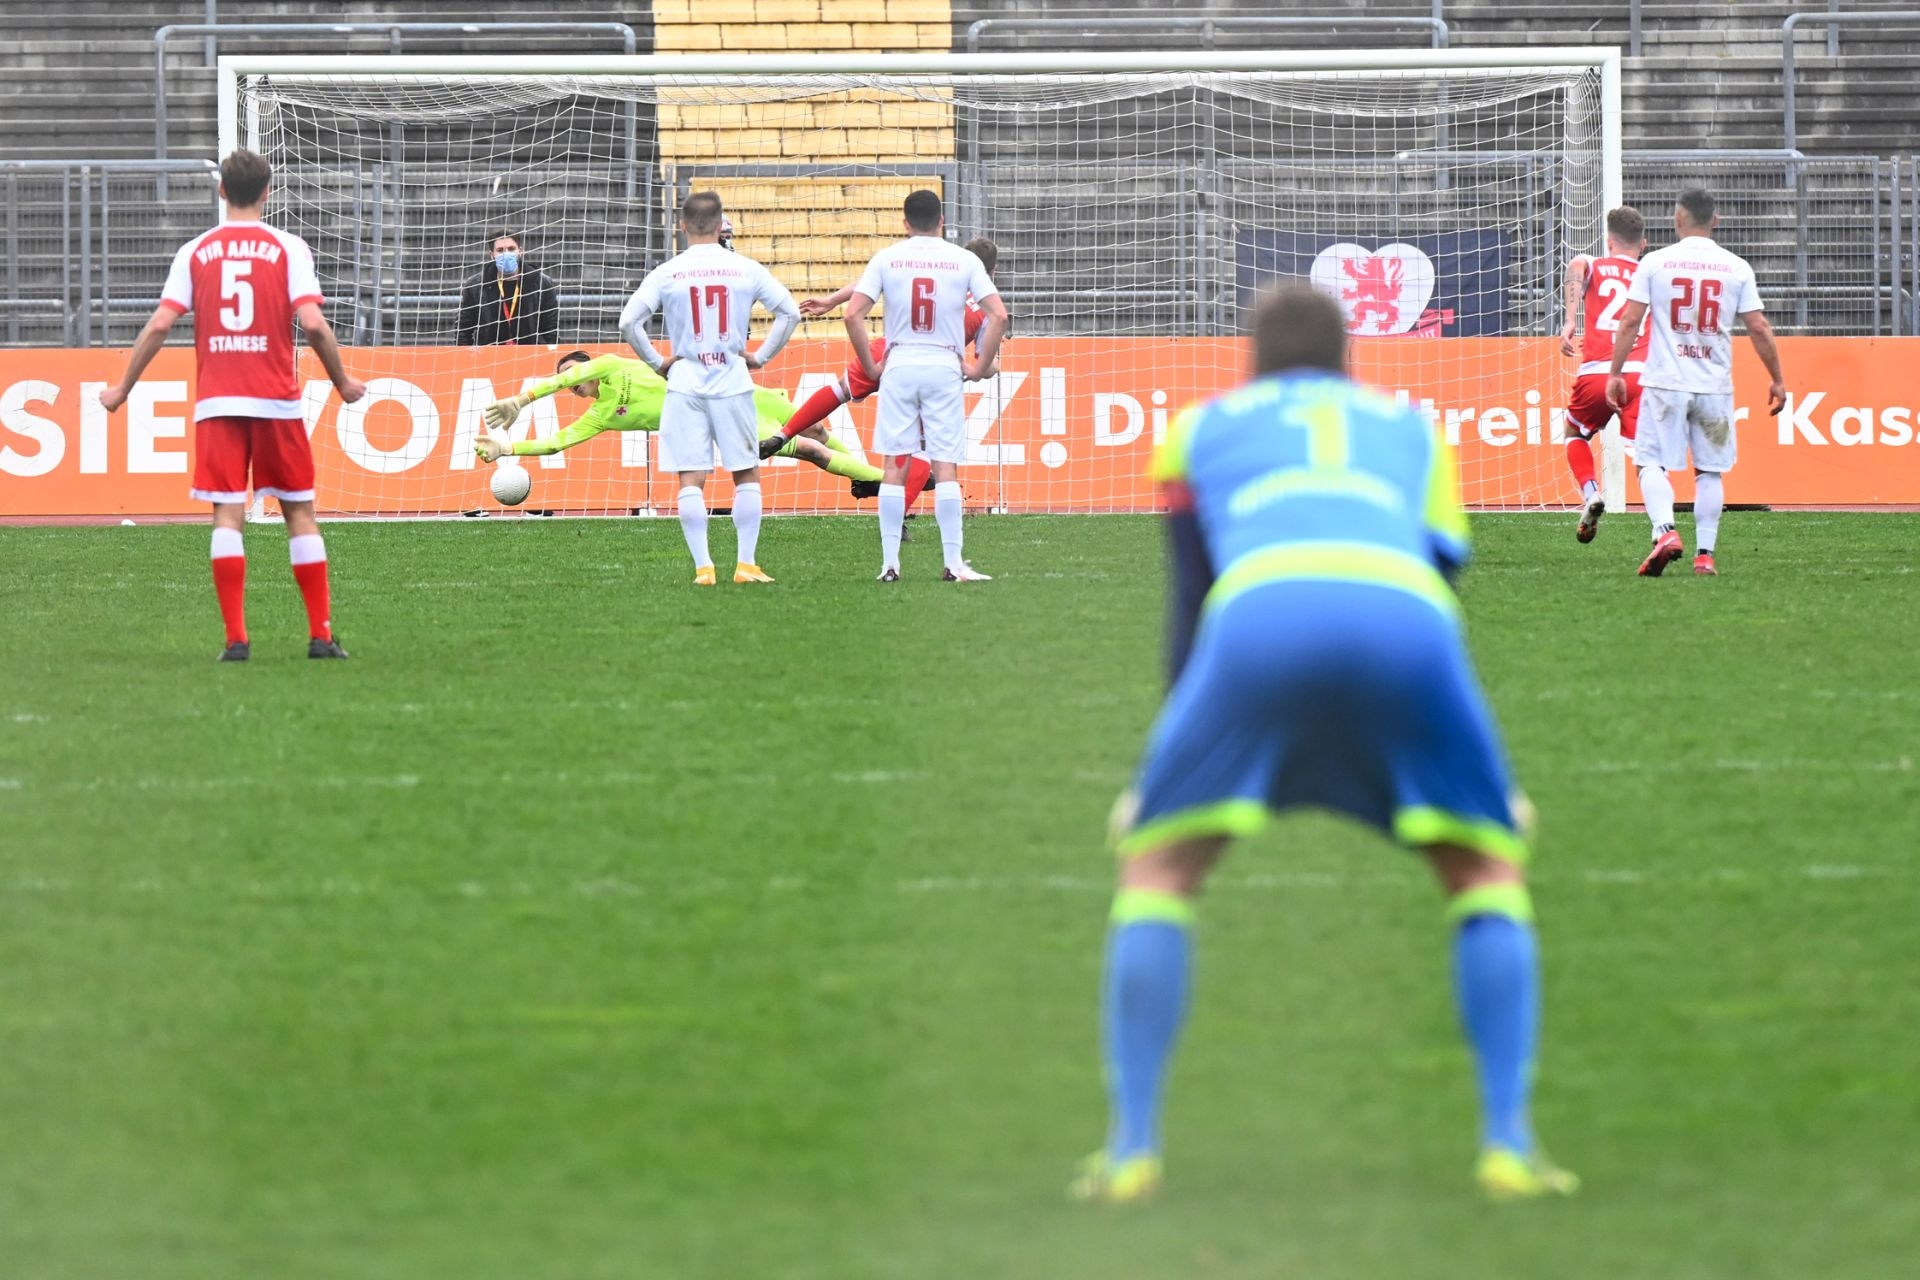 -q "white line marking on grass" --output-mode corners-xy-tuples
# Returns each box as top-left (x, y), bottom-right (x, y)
(830, 769), (923, 784)
(9, 713), (47, 724)
(3, 865), (1912, 902)
(1587, 757), (1913, 775)
(0, 779), (20, 790)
